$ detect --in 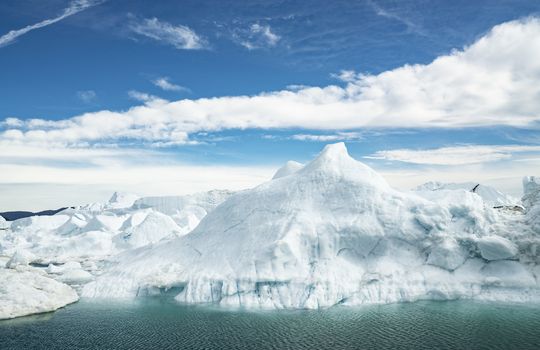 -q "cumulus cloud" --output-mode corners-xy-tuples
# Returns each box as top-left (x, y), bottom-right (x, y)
(77, 90), (97, 103)
(237, 23), (281, 50)
(0, 0), (102, 48)
(129, 17), (207, 50)
(152, 77), (190, 92)
(366, 145), (540, 165)
(2, 18), (540, 148)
